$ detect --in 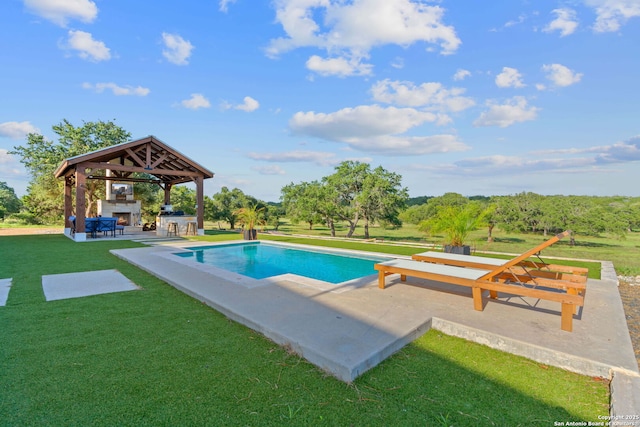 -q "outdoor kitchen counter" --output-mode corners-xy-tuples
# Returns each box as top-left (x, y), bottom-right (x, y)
(156, 215), (198, 237)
